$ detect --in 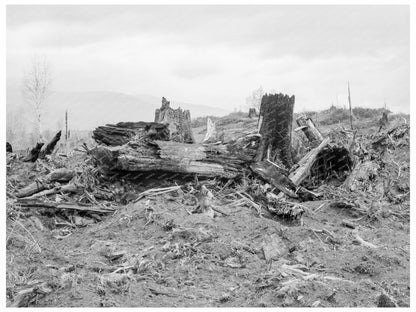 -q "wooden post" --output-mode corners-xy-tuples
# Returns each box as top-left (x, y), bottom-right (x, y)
(348, 82), (353, 130)
(65, 110), (68, 141)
